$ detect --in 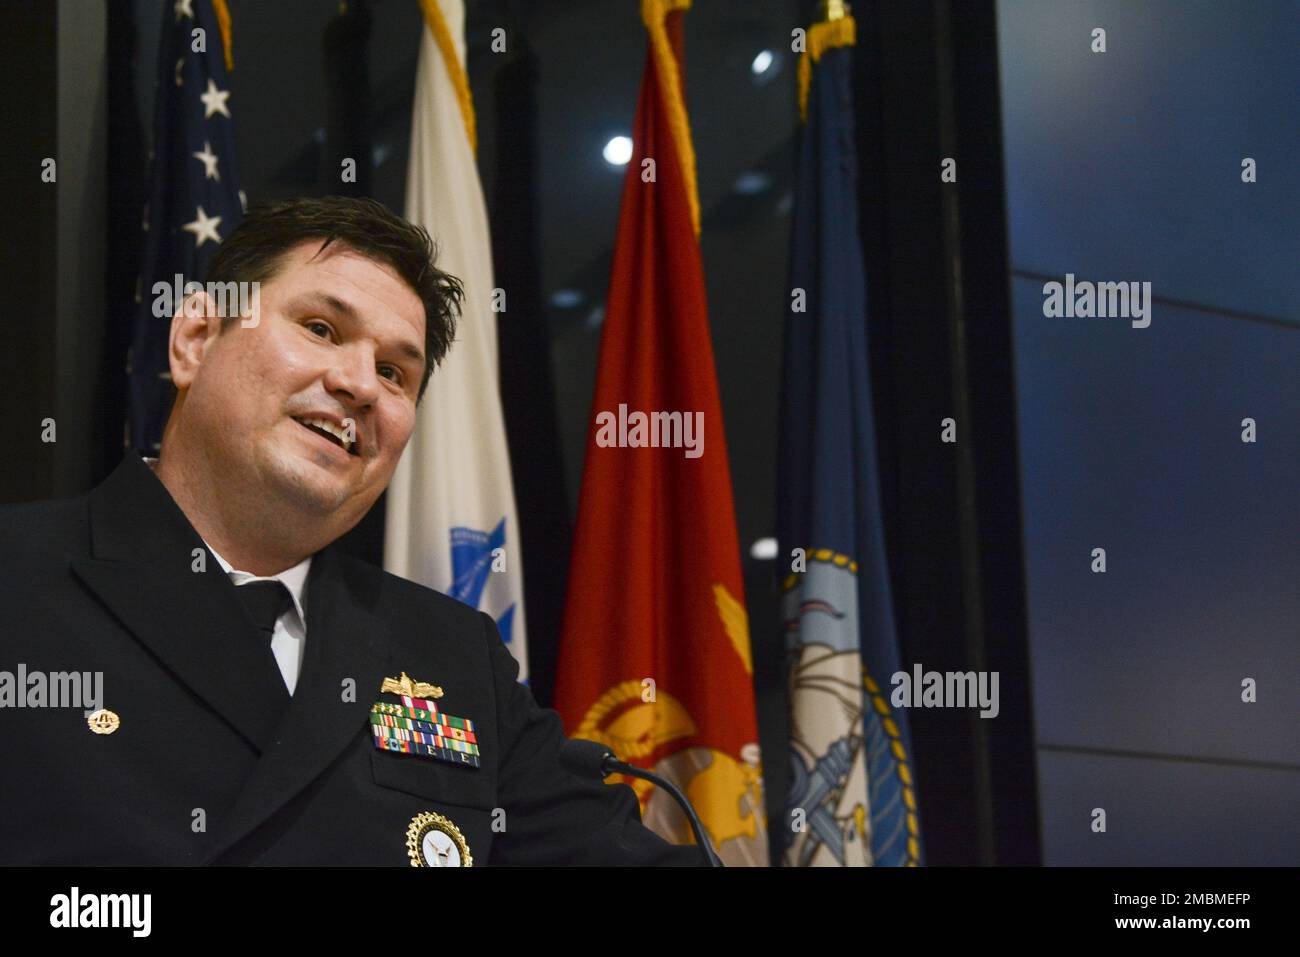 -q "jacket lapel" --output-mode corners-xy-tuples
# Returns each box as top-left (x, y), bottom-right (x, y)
(72, 454), (398, 862)
(71, 454), (290, 752)
(202, 544), (393, 862)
